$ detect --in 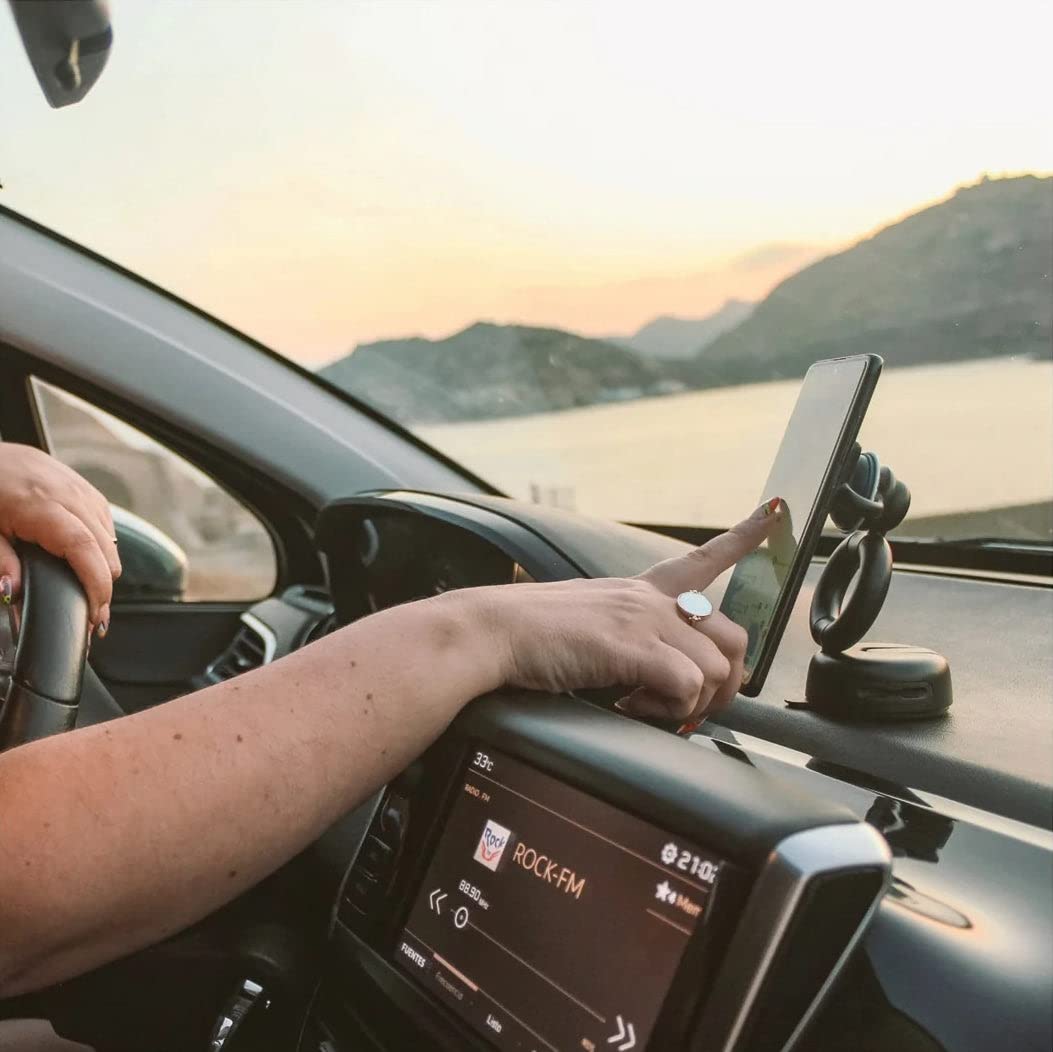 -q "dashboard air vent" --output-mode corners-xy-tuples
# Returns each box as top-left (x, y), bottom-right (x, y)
(206, 615), (275, 683)
(302, 612), (339, 647)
